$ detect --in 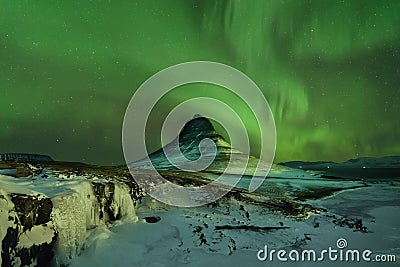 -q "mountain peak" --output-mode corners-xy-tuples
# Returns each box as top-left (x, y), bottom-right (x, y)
(178, 114), (220, 142)
(129, 115), (271, 177)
